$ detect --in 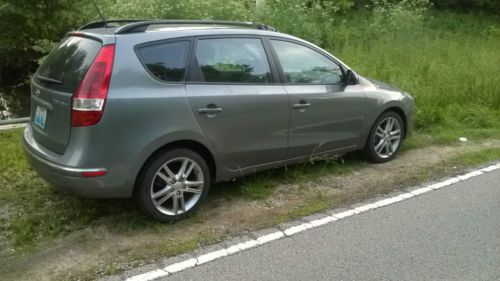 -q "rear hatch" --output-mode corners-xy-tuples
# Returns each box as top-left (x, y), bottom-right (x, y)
(31, 36), (102, 154)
